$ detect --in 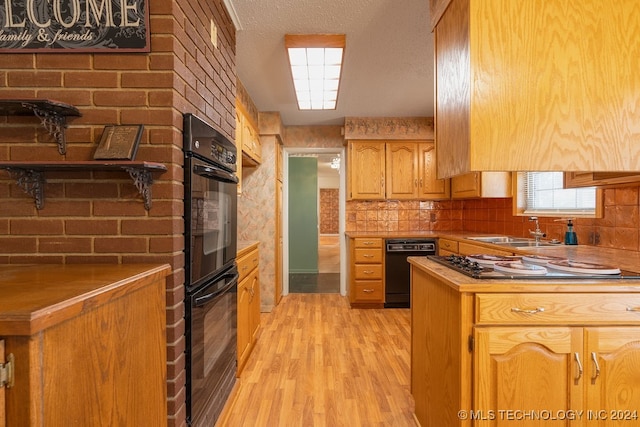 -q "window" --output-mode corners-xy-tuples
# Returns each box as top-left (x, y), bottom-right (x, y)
(515, 172), (602, 218)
